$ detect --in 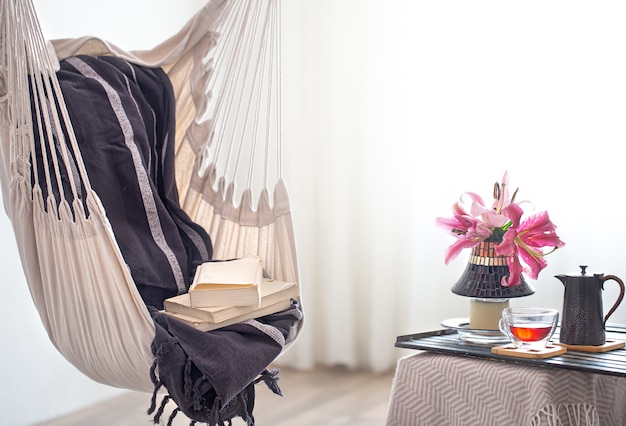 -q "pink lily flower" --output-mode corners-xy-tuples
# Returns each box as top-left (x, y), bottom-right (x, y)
(496, 203), (565, 286)
(470, 172), (516, 230)
(435, 197), (492, 264)
(470, 200), (510, 229)
(436, 191), (510, 264)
